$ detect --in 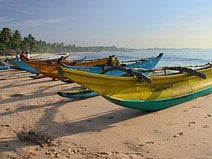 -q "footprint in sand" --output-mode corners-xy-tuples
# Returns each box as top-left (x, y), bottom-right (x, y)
(145, 141), (154, 144)
(1, 124), (11, 127)
(204, 114), (211, 118)
(192, 106), (201, 108)
(188, 121), (196, 126)
(172, 132), (184, 138)
(202, 125), (209, 128)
